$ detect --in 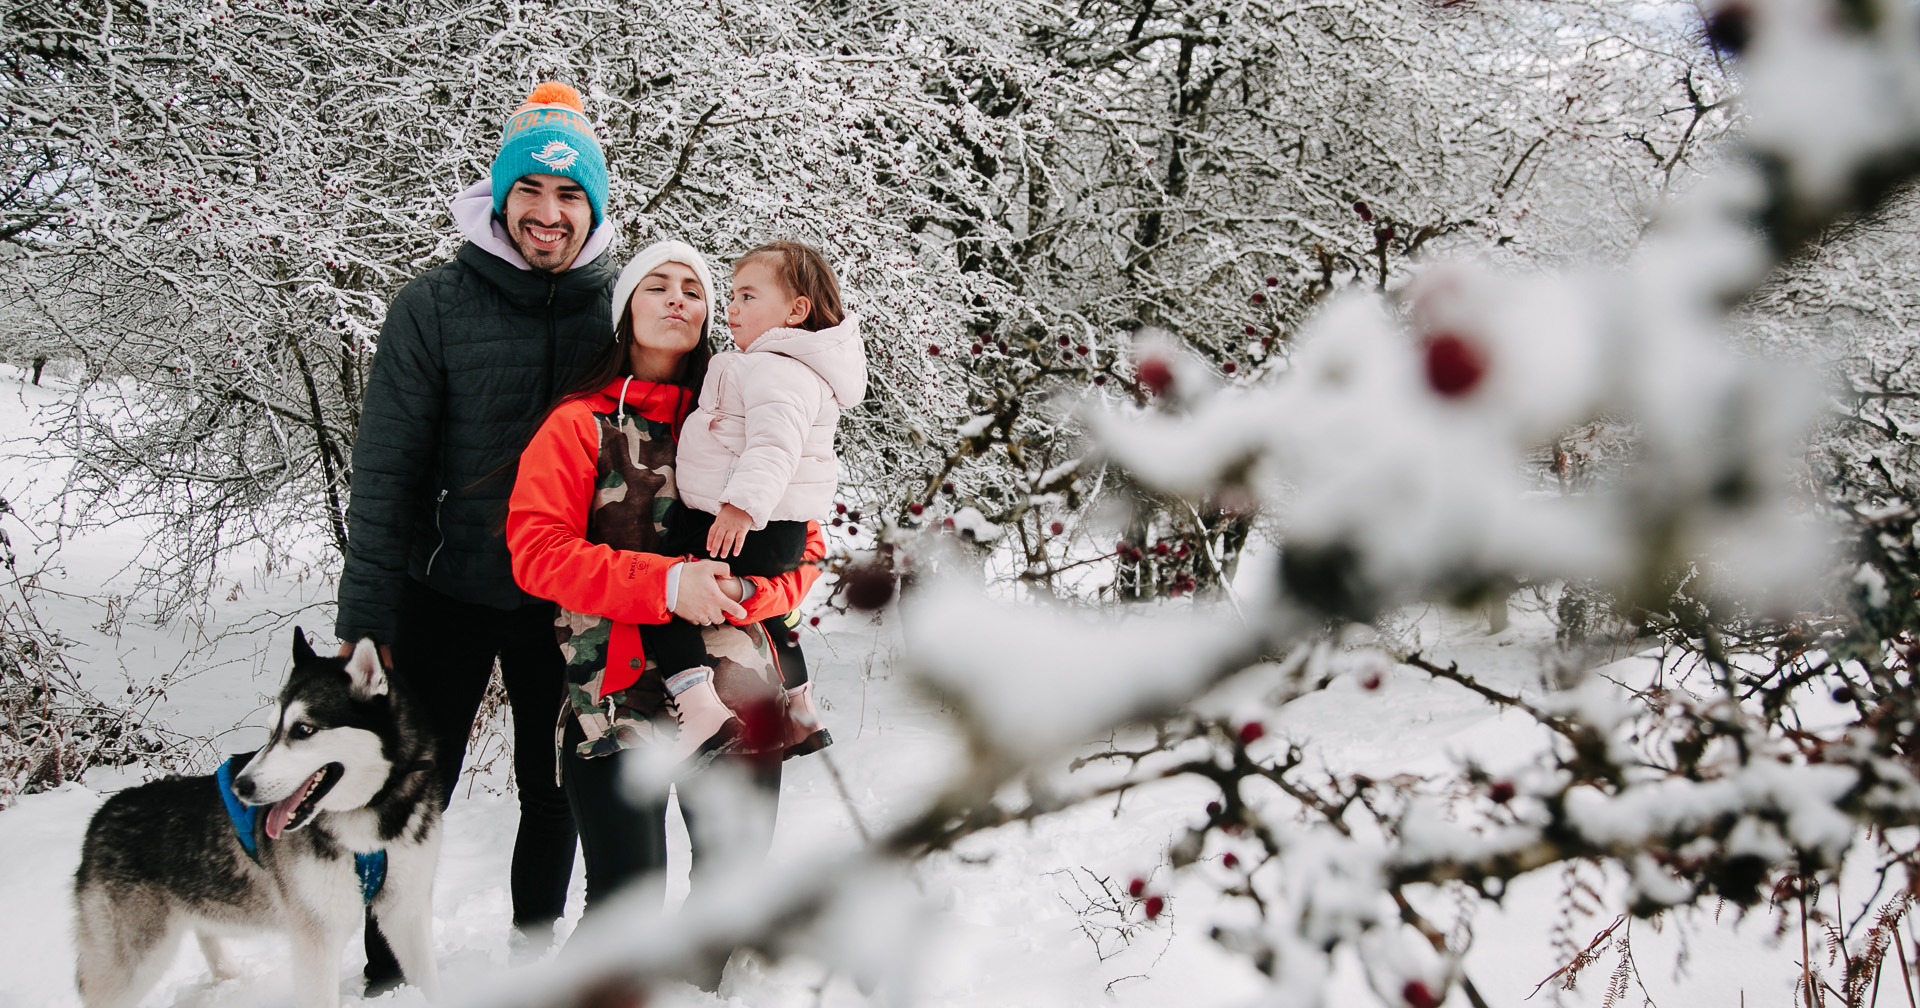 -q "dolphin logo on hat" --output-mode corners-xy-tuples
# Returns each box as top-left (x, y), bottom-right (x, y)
(532, 141), (580, 171)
